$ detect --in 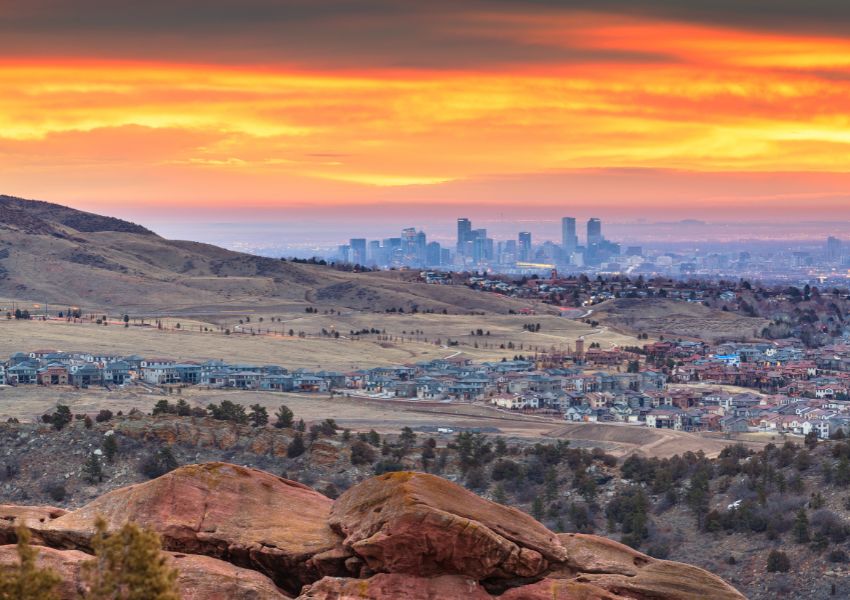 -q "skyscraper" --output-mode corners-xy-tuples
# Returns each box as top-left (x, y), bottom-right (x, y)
(367, 240), (382, 264)
(518, 231), (532, 262)
(415, 230), (427, 264)
(827, 236), (842, 262)
(349, 238), (367, 264)
(456, 218), (472, 254)
(401, 228), (418, 263)
(426, 241), (442, 266)
(561, 217), (578, 255)
(587, 218), (602, 247)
